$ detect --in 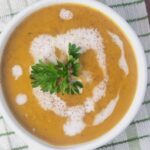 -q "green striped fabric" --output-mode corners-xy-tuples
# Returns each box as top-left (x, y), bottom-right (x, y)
(0, 0), (150, 149)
